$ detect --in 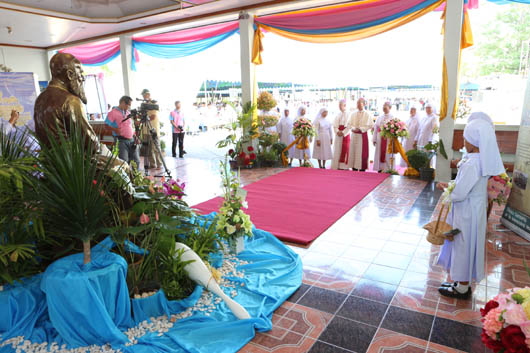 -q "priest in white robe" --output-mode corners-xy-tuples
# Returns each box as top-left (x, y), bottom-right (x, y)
(331, 99), (351, 170)
(400, 106), (420, 167)
(415, 103), (438, 149)
(347, 98), (373, 171)
(312, 108), (333, 169)
(436, 114), (504, 299)
(277, 108), (295, 165)
(372, 102), (393, 172)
